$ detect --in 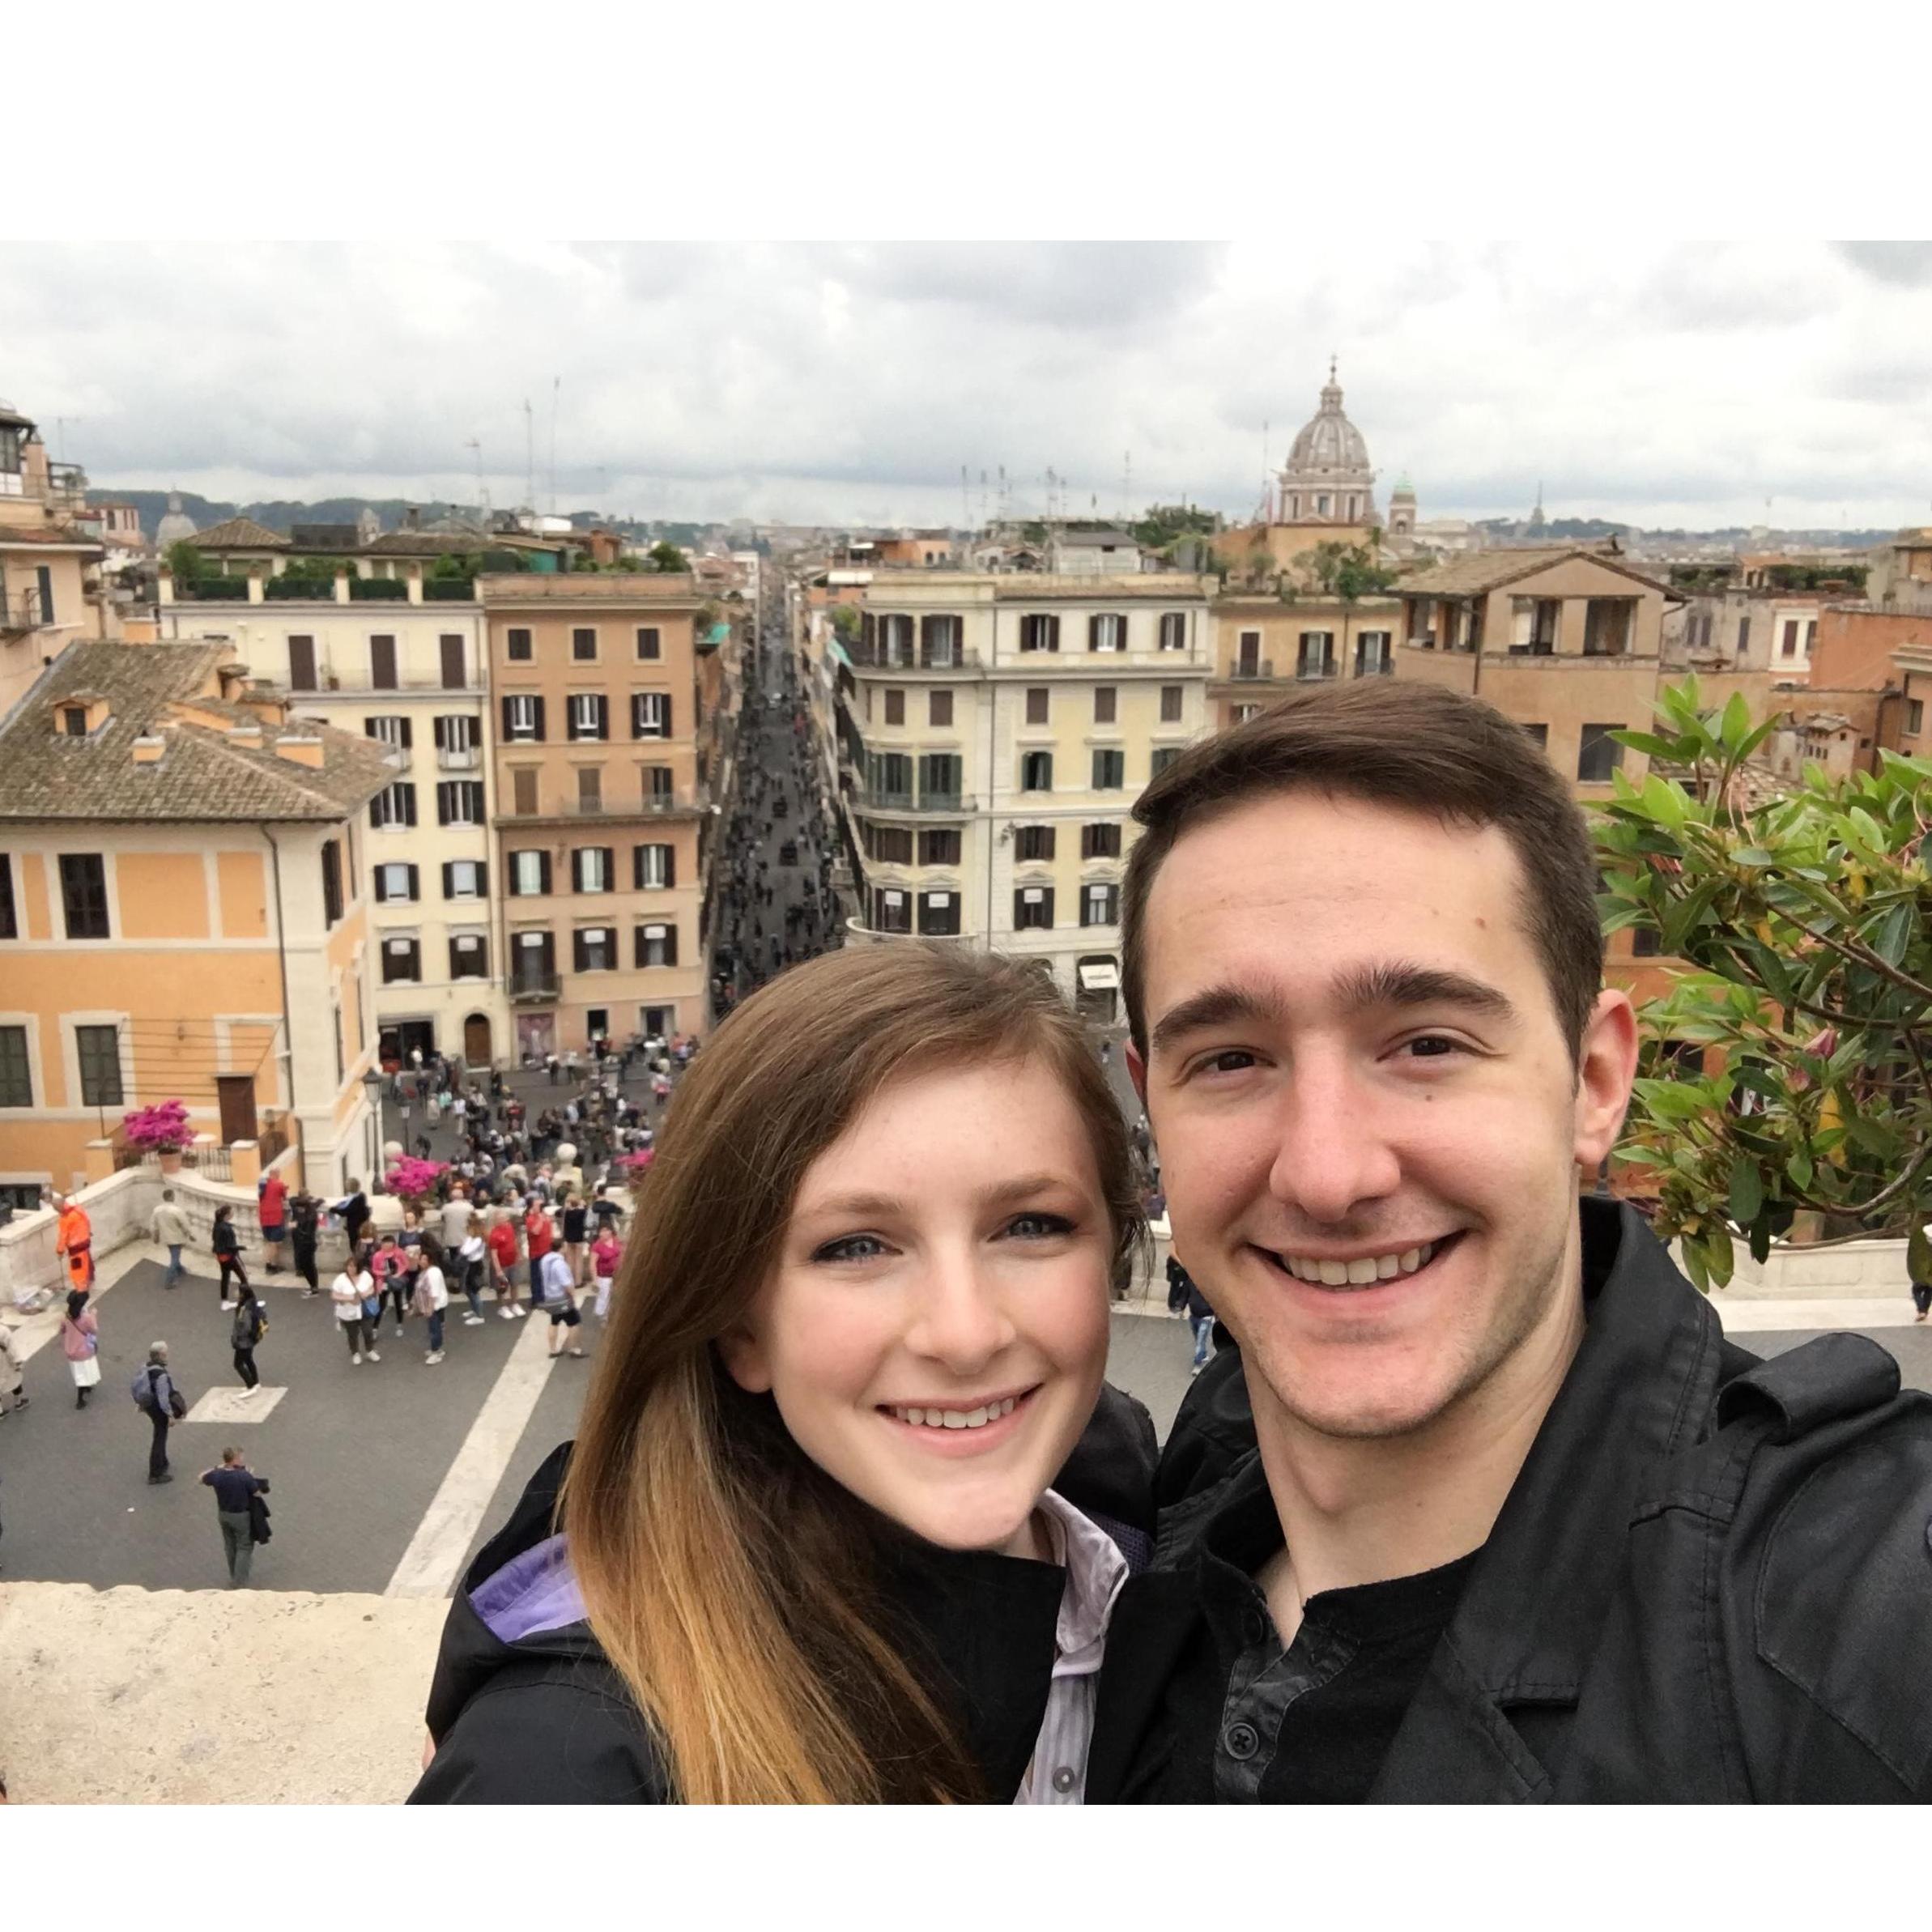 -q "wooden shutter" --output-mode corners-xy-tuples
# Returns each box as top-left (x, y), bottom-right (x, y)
(288, 636), (317, 691)
(659, 695), (672, 738)
(538, 851), (552, 895)
(441, 862), (453, 897)
(475, 860), (487, 898)
(408, 863), (419, 899)
(440, 634), (464, 687)
(596, 695), (610, 740)
(500, 696), (516, 740)
(400, 717), (413, 748)
(600, 846), (615, 886)
(663, 924), (678, 967)
(664, 845), (676, 889)
(1047, 615), (1060, 651)
(371, 635), (398, 688)
(531, 696), (545, 742)
(433, 715), (448, 751)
